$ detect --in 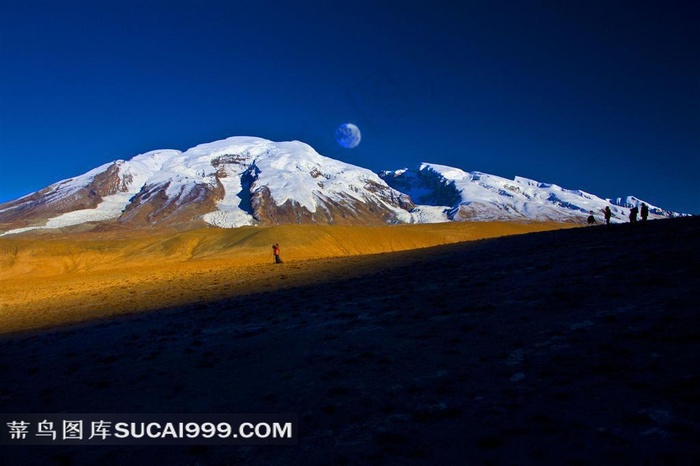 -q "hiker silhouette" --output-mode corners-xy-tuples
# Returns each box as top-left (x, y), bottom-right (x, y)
(604, 206), (612, 225)
(641, 203), (649, 222)
(629, 206), (639, 223)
